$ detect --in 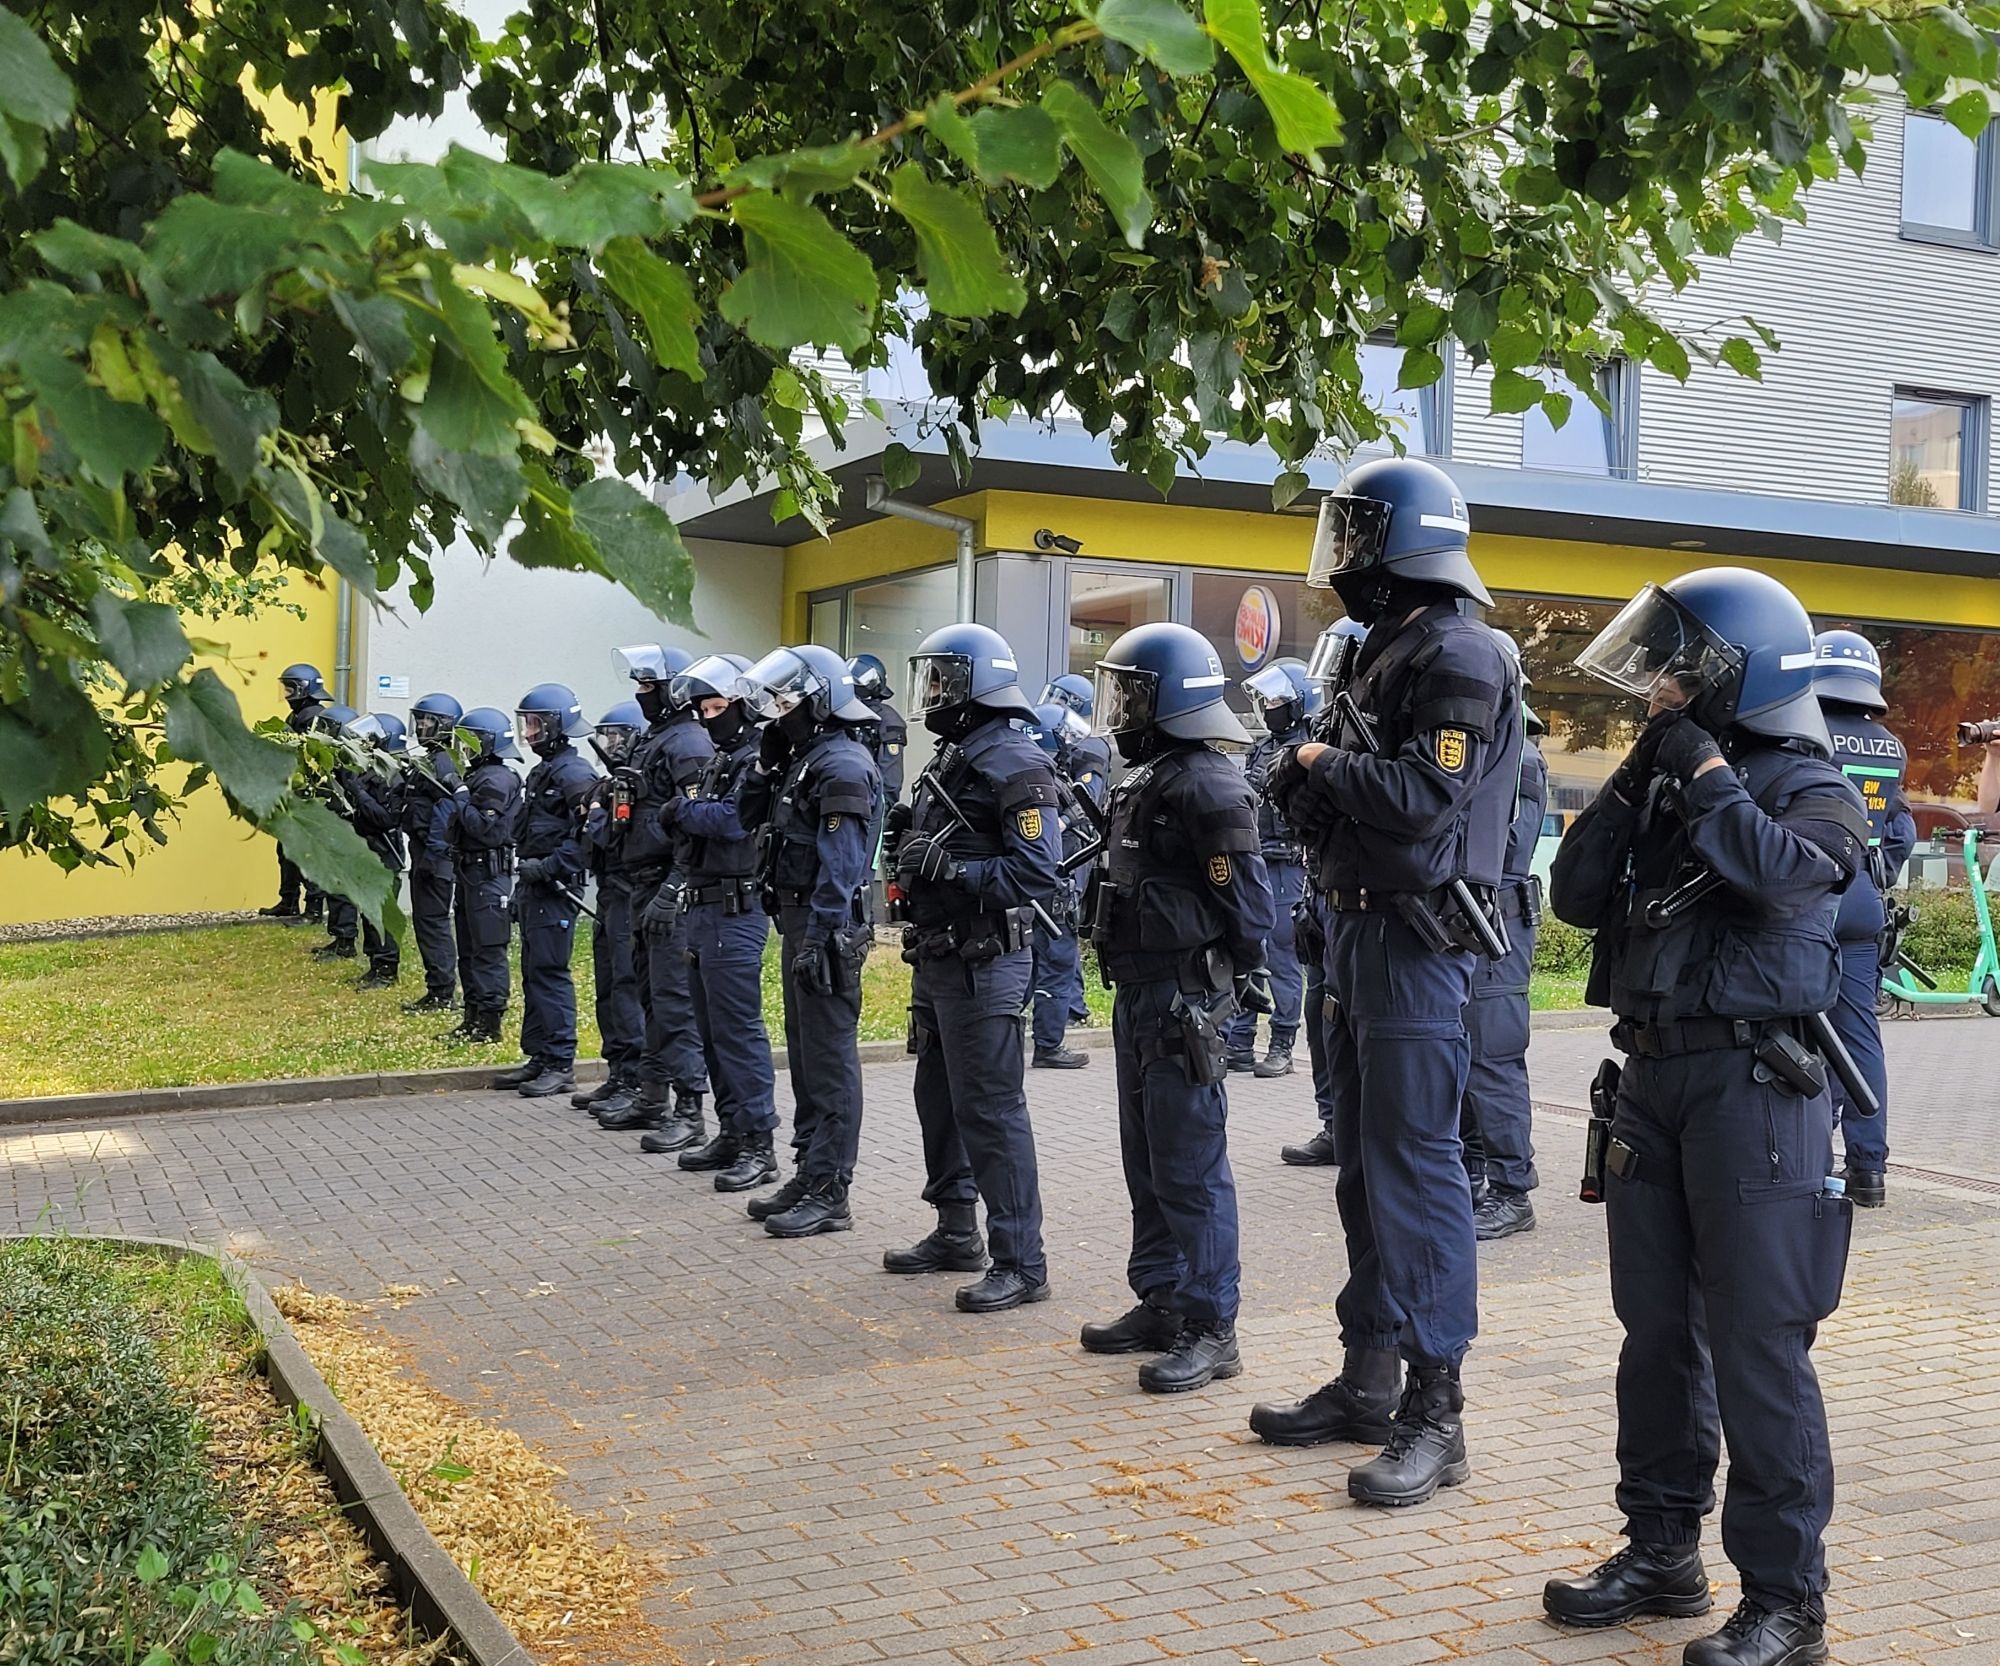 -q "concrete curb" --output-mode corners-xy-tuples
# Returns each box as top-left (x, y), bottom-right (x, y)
(2, 1232), (531, 1666)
